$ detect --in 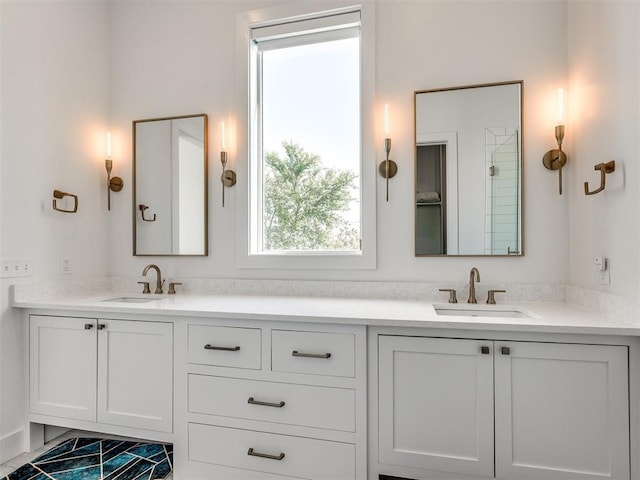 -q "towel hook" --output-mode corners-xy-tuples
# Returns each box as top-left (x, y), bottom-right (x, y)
(139, 204), (157, 222)
(52, 190), (78, 213)
(584, 160), (615, 196)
